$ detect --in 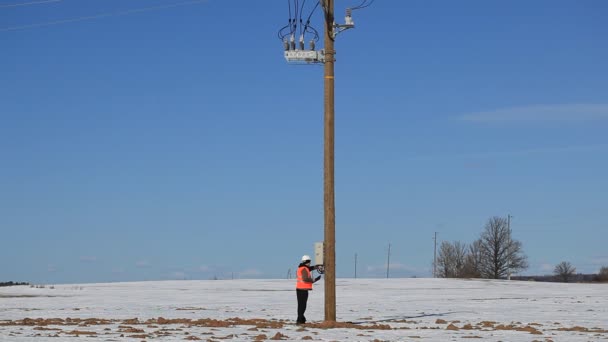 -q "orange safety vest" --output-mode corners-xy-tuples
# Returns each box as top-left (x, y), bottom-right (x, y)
(296, 266), (313, 290)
